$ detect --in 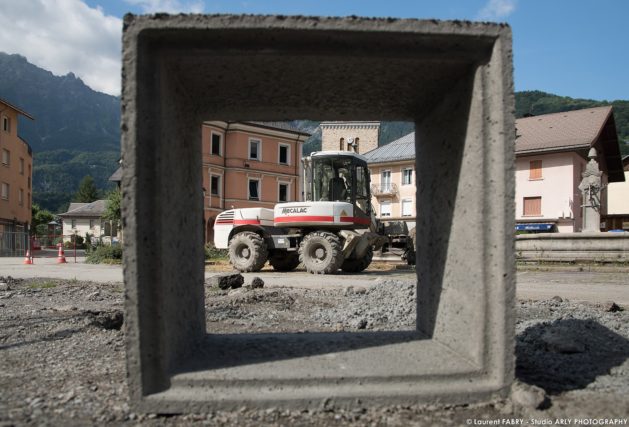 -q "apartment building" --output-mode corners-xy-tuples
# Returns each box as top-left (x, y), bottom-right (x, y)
(515, 106), (624, 232)
(363, 132), (416, 230)
(0, 98), (33, 255)
(202, 121), (310, 242)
